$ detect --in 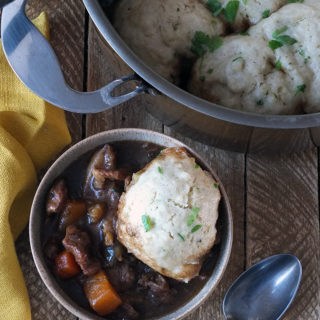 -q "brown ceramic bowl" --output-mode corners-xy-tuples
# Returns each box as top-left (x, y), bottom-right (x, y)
(30, 128), (233, 320)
